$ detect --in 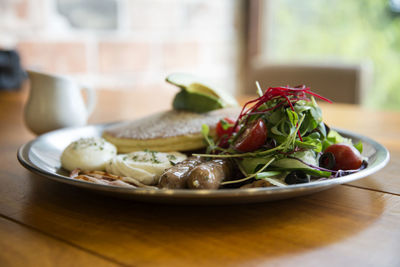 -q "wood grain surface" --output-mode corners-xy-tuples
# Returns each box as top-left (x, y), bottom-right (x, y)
(1, 89), (399, 267)
(0, 217), (118, 267)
